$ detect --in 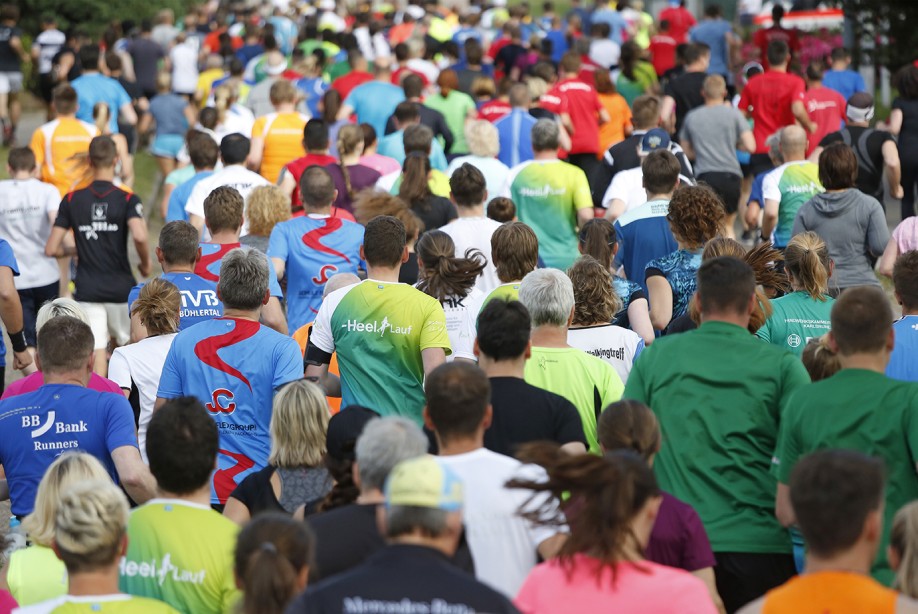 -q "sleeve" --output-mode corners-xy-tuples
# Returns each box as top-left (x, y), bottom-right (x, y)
(601, 366), (625, 408)
(30, 130), (45, 172)
(266, 225), (288, 262)
(54, 195), (73, 229)
(622, 350), (648, 403)
(679, 503), (717, 571)
(755, 316), (773, 343)
(227, 470), (259, 509)
(0, 240), (19, 275)
(251, 116), (266, 139)
(762, 168), (781, 203)
(104, 394), (141, 452)
(420, 299), (452, 355)
(613, 222), (626, 267)
(866, 198), (892, 256)
(125, 193), (144, 221)
(791, 204), (807, 236)
(156, 343), (185, 399)
(44, 185), (60, 218)
(734, 110), (750, 138)
(451, 305), (477, 361)
(166, 186), (187, 223)
(185, 182), (207, 218)
(748, 174), (765, 205)
(819, 131), (841, 148)
(855, 72), (866, 93)
(514, 569), (541, 614)
(679, 114), (692, 145)
(430, 140), (448, 172)
(268, 259), (284, 298)
(554, 398), (588, 446)
(790, 76), (806, 102)
(571, 168), (593, 211)
(778, 355), (811, 417)
(116, 83), (132, 109)
(771, 404), (802, 484)
(107, 350), (132, 389)
(273, 338), (304, 389)
(308, 294), (336, 354)
(737, 84), (751, 113)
